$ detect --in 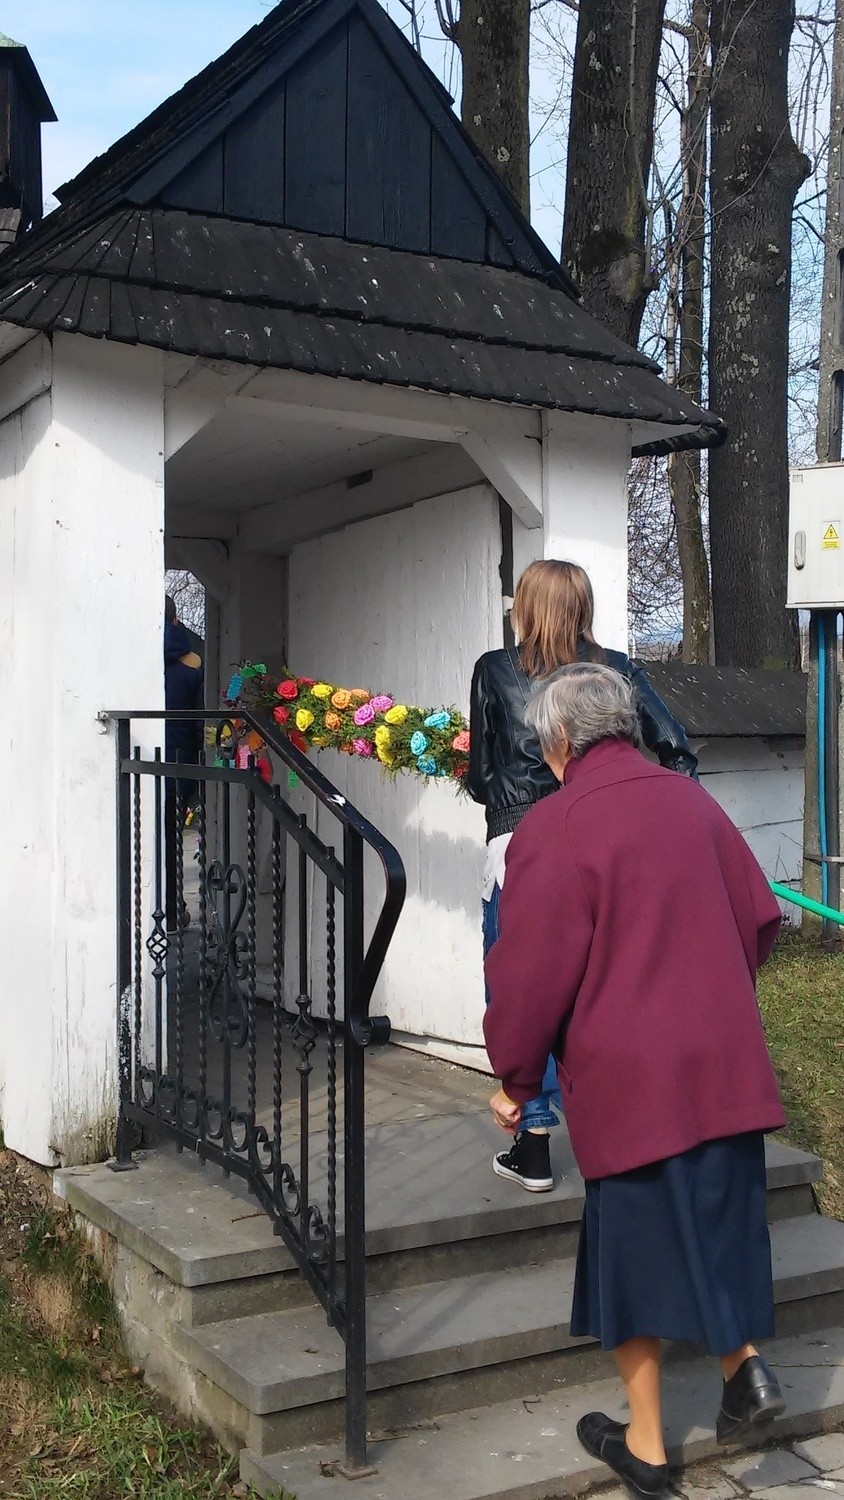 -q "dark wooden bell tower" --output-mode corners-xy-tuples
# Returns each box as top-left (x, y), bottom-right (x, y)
(0, 33), (56, 243)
